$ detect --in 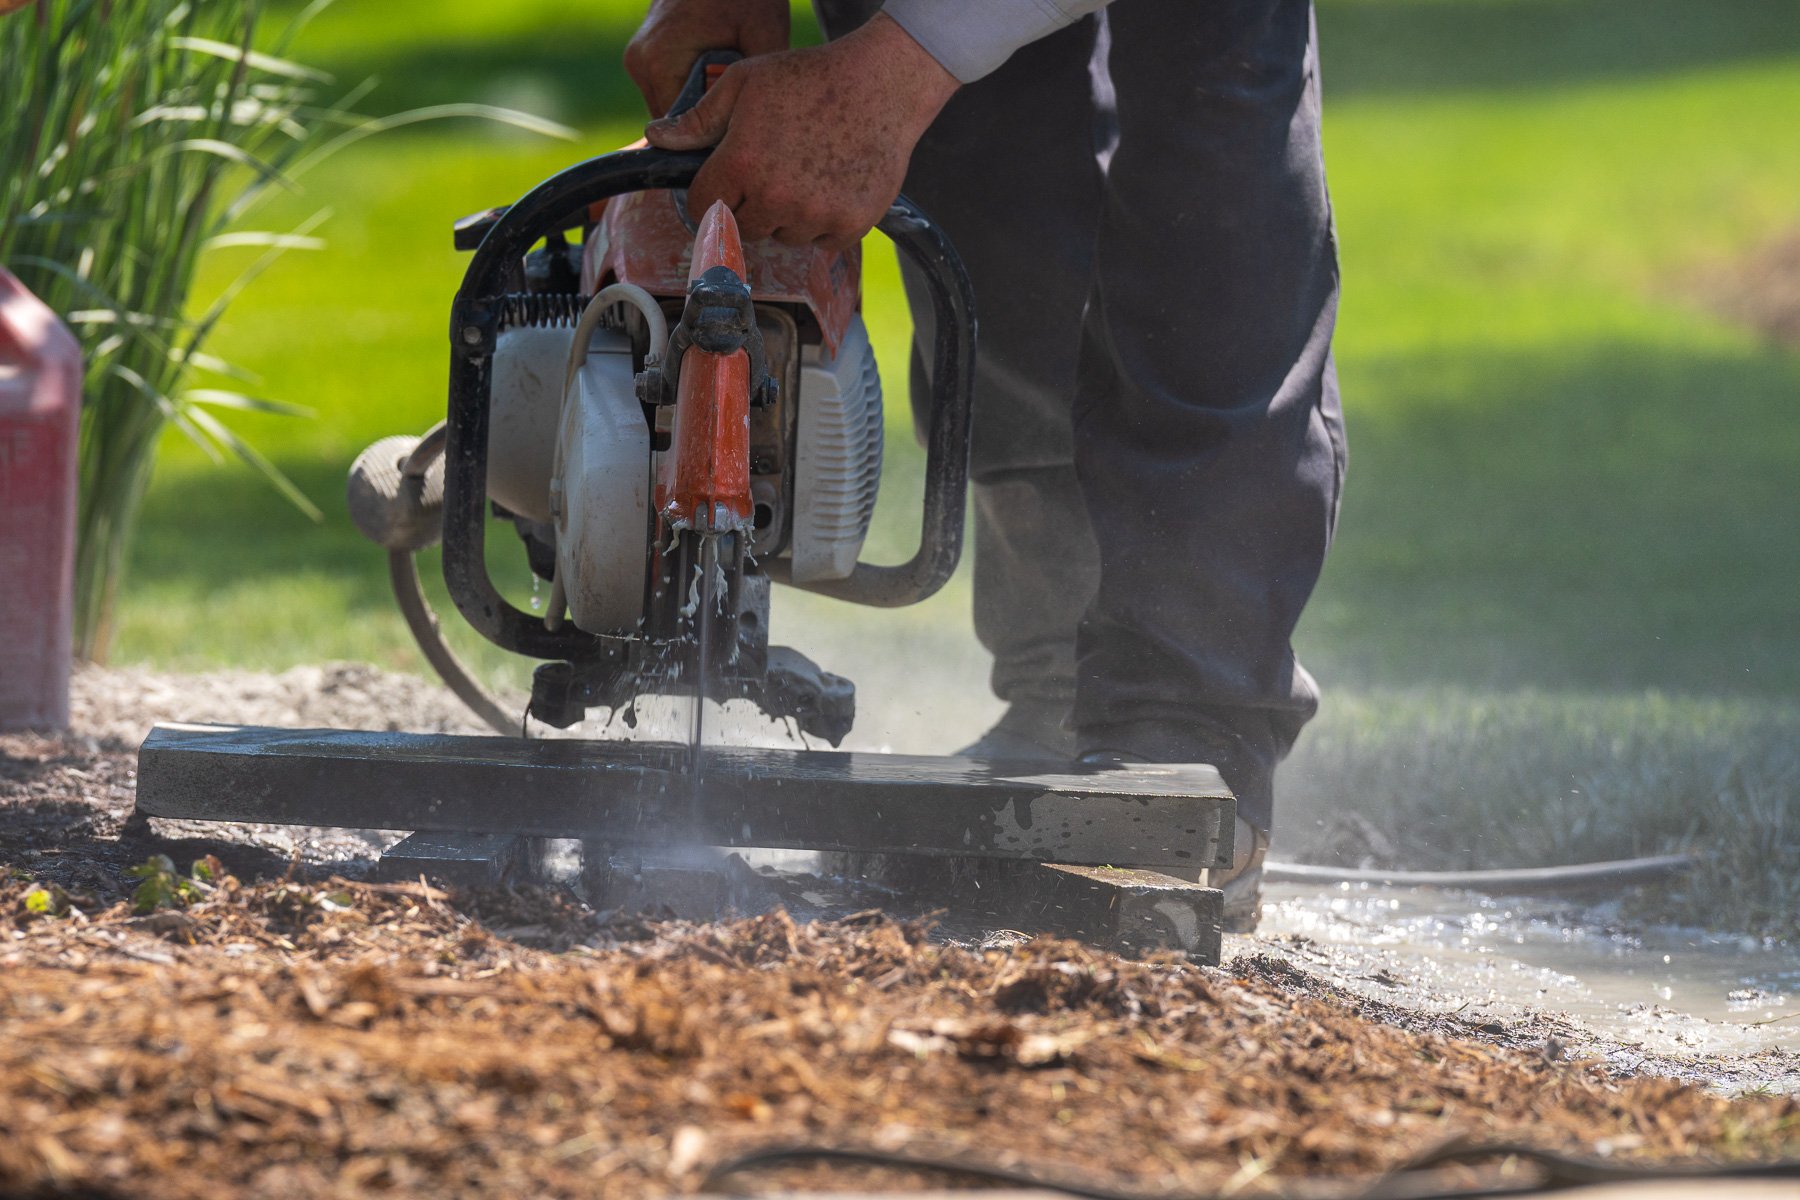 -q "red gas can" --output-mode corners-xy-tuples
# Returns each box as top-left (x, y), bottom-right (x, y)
(0, 268), (81, 731)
